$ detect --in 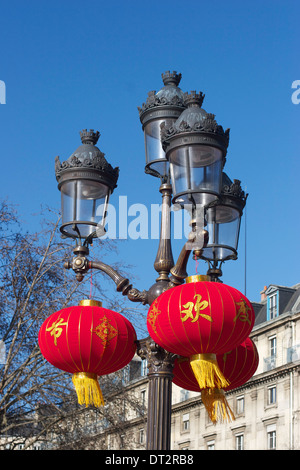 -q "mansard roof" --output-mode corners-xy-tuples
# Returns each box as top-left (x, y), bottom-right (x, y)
(252, 283), (300, 326)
